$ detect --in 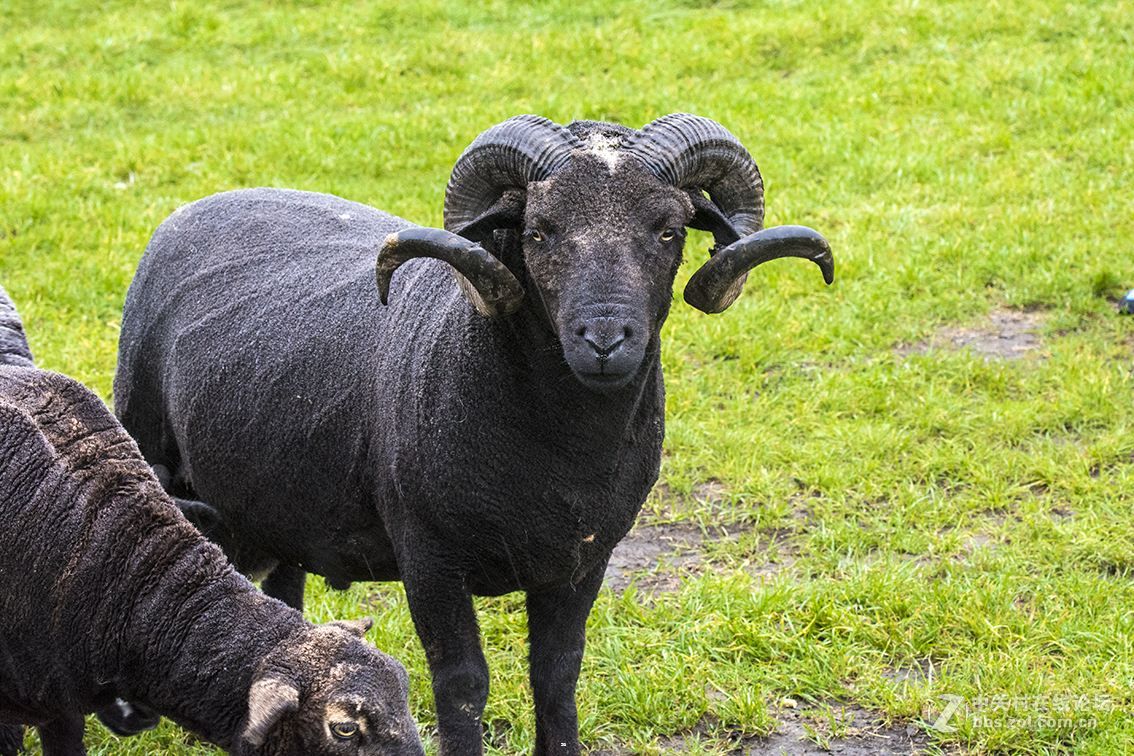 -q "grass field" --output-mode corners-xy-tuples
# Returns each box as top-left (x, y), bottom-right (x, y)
(2, 0), (1133, 753)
